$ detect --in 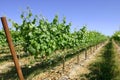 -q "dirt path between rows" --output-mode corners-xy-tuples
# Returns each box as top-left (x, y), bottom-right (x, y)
(32, 41), (108, 80)
(0, 55), (30, 73)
